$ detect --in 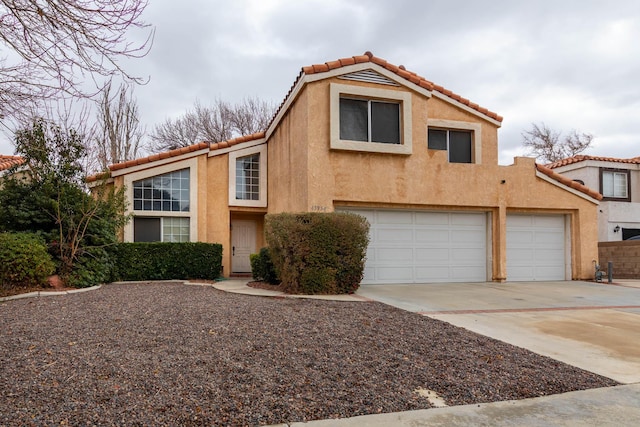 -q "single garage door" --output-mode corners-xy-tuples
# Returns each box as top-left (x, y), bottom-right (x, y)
(506, 214), (567, 281)
(340, 209), (487, 284)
